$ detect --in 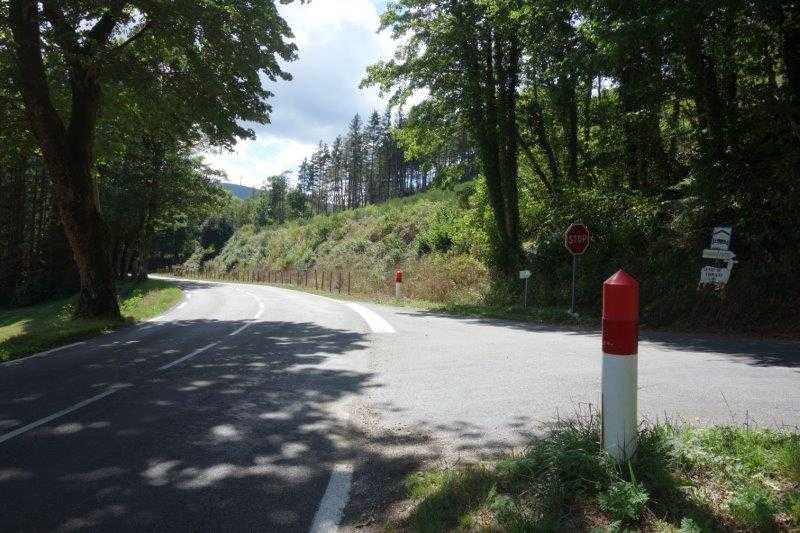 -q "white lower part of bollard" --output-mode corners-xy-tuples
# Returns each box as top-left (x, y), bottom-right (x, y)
(602, 353), (638, 462)
(395, 282), (402, 299)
